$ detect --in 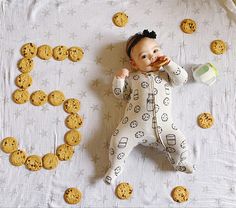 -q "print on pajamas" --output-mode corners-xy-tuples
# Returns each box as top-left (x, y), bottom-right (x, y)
(156, 126), (162, 134)
(154, 104), (159, 112)
(122, 116), (128, 124)
(113, 129), (119, 136)
(128, 103), (133, 111)
(133, 75), (140, 80)
(117, 137), (128, 148)
(114, 166), (121, 176)
(110, 148), (115, 155)
(142, 113), (150, 121)
(142, 139), (148, 143)
(152, 116), (157, 129)
(176, 165), (187, 172)
(134, 105), (141, 113)
(167, 154), (175, 164)
(141, 81), (149, 88)
(114, 88), (121, 95)
(171, 123), (178, 130)
(153, 88), (158, 95)
(117, 152), (125, 160)
(166, 134), (176, 146)
(105, 176), (112, 184)
(155, 76), (162, 84)
(180, 140), (186, 149)
(163, 97), (170, 106)
(130, 120), (138, 128)
(135, 131), (145, 138)
(174, 67), (181, 75)
(133, 89), (139, 100)
(164, 83), (170, 95)
(146, 93), (155, 112)
(124, 82), (131, 100)
(161, 113), (168, 122)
